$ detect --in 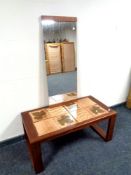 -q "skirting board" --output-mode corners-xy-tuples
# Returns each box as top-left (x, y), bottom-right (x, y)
(0, 102), (126, 148)
(0, 135), (25, 148)
(110, 101), (126, 108)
